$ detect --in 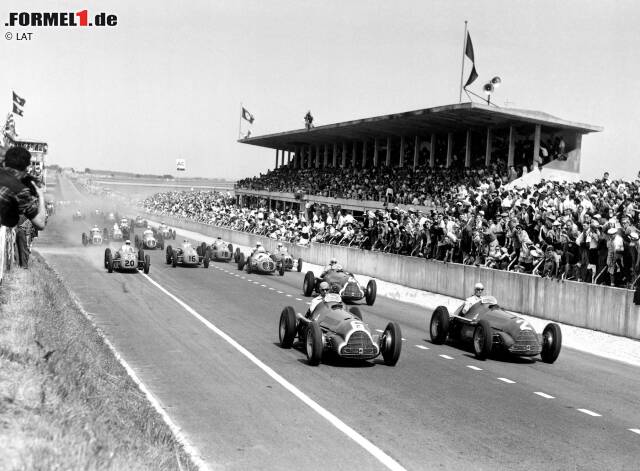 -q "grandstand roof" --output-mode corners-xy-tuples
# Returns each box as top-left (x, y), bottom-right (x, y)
(239, 102), (603, 151)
